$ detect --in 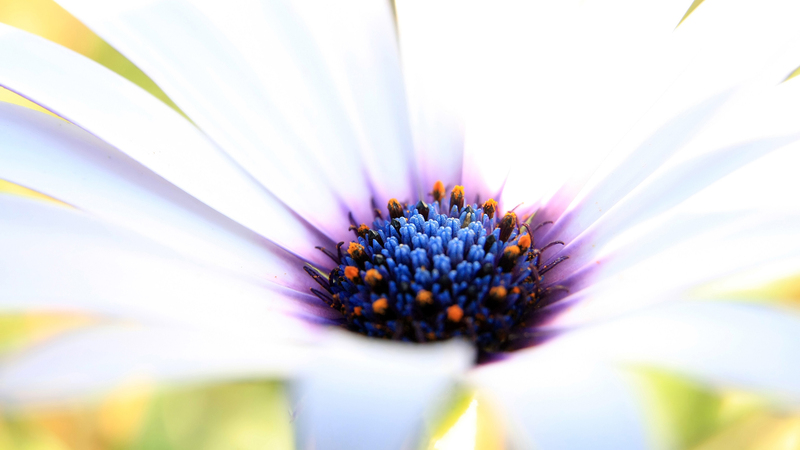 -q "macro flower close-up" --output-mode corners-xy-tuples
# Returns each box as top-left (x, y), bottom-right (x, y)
(3, 0), (800, 448)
